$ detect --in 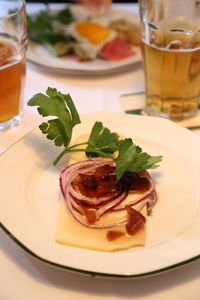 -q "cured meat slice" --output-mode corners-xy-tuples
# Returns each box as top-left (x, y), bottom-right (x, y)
(99, 36), (134, 60)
